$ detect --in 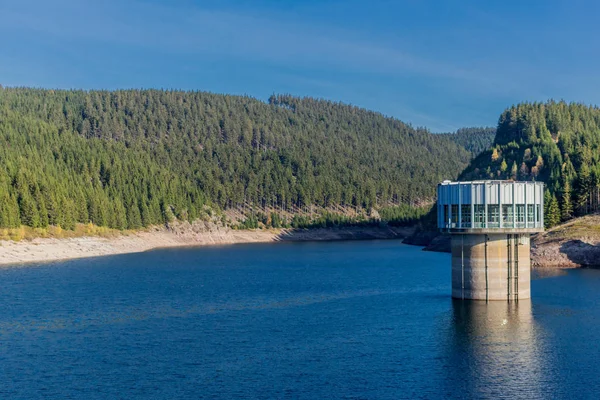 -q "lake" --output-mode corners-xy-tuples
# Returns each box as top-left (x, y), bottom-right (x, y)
(1, 240), (599, 399)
